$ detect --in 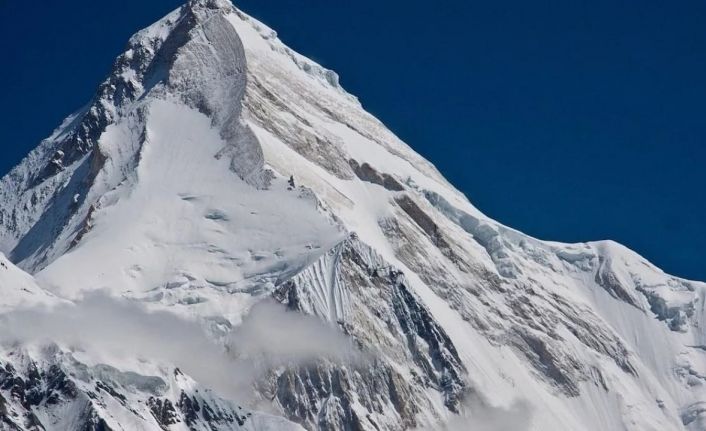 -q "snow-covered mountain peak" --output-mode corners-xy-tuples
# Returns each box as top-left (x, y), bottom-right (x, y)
(1, 2), (706, 430)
